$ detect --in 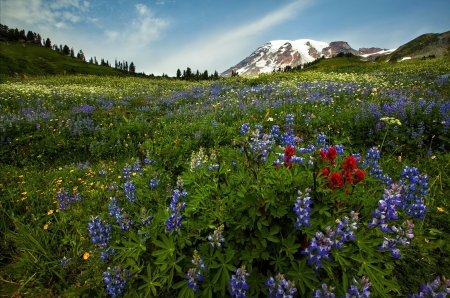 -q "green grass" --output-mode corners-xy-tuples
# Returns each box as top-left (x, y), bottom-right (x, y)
(0, 42), (130, 78)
